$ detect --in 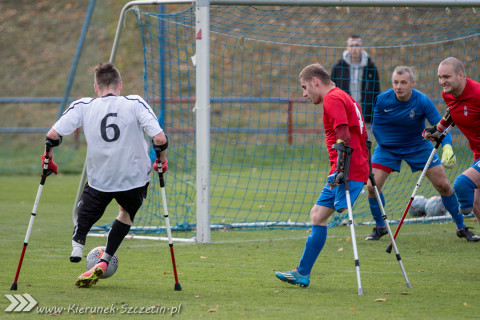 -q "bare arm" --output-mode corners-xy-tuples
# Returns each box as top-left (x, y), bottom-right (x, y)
(46, 128), (61, 140)
(152, 131), (168, 163)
